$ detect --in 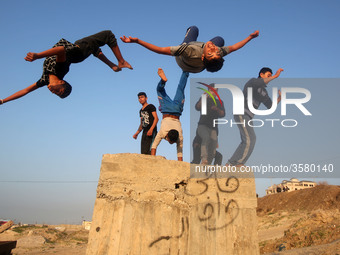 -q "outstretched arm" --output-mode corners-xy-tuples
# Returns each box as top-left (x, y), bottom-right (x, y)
(0, 83), (39, 105)
(96, 51), (121, 72)
(120, 36), (171, 55)
(25, 46), (66, 62)
(263, 68), (284, 84)
(227, 30), (259, 53)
